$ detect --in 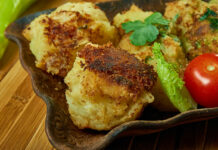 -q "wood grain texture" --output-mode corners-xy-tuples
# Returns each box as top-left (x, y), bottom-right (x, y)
(0, 95), (46, 149)
(0, 0), (218, 150)
(0, 42), (19, 81)
(0, 61), (28, 111)
(25, 116), (54, 150)
(155, 127), (178, 150)
(204, 119), (218, 150)
(0, 77), (34, 141)
(177, 121), (207, 150)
